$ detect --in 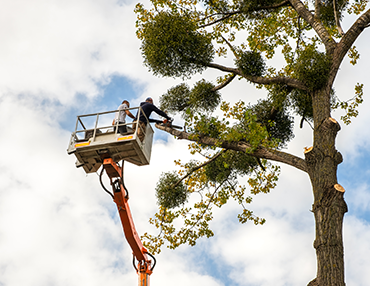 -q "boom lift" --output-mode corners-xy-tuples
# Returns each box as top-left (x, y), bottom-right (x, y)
(67, 106), (168, 285)
(101, 157), (155, 286)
